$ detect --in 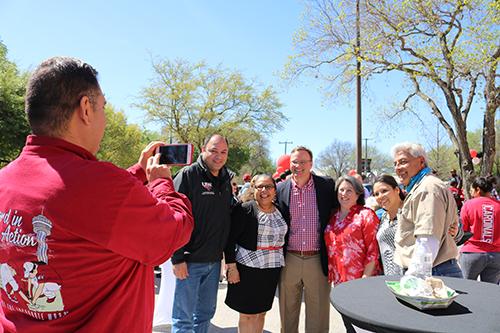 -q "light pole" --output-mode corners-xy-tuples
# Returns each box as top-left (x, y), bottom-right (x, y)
(355, 0), (363, 174)
(363, 137), (372, 173)
(363, 138), (372, 162)
(279, 140), (293, 155)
